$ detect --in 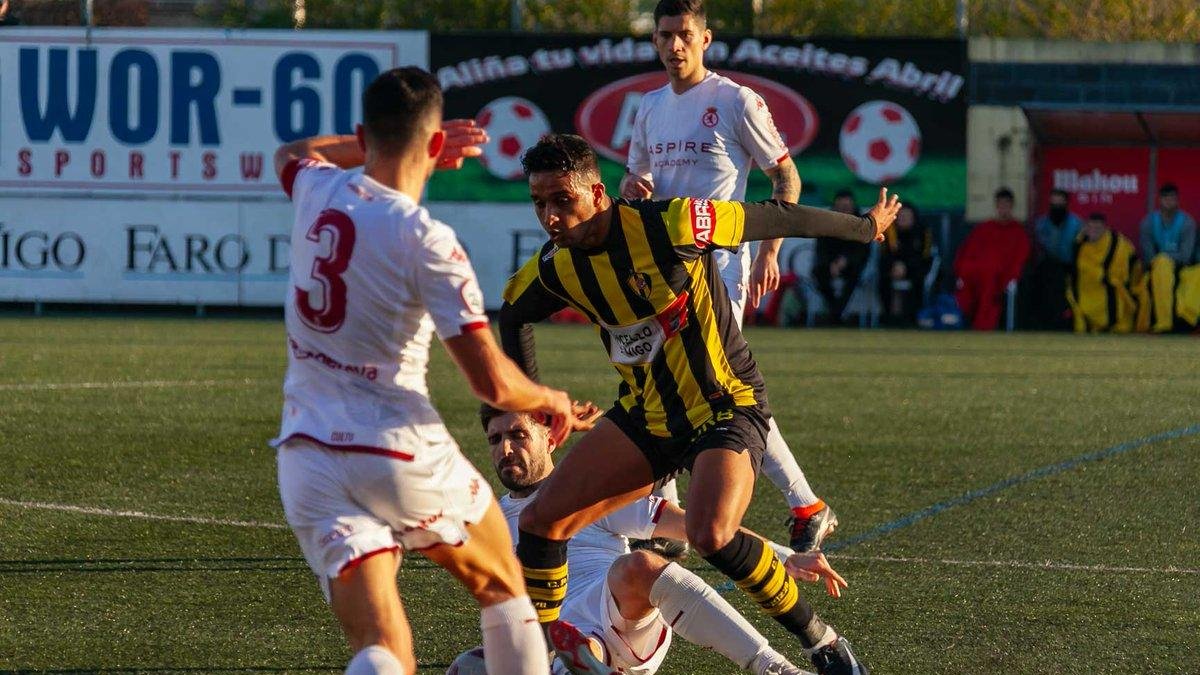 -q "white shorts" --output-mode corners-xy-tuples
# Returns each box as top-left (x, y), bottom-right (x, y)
(712, 244), (751, 330)
(276, 437), (493, 591)
(558, 576), (673, 675)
